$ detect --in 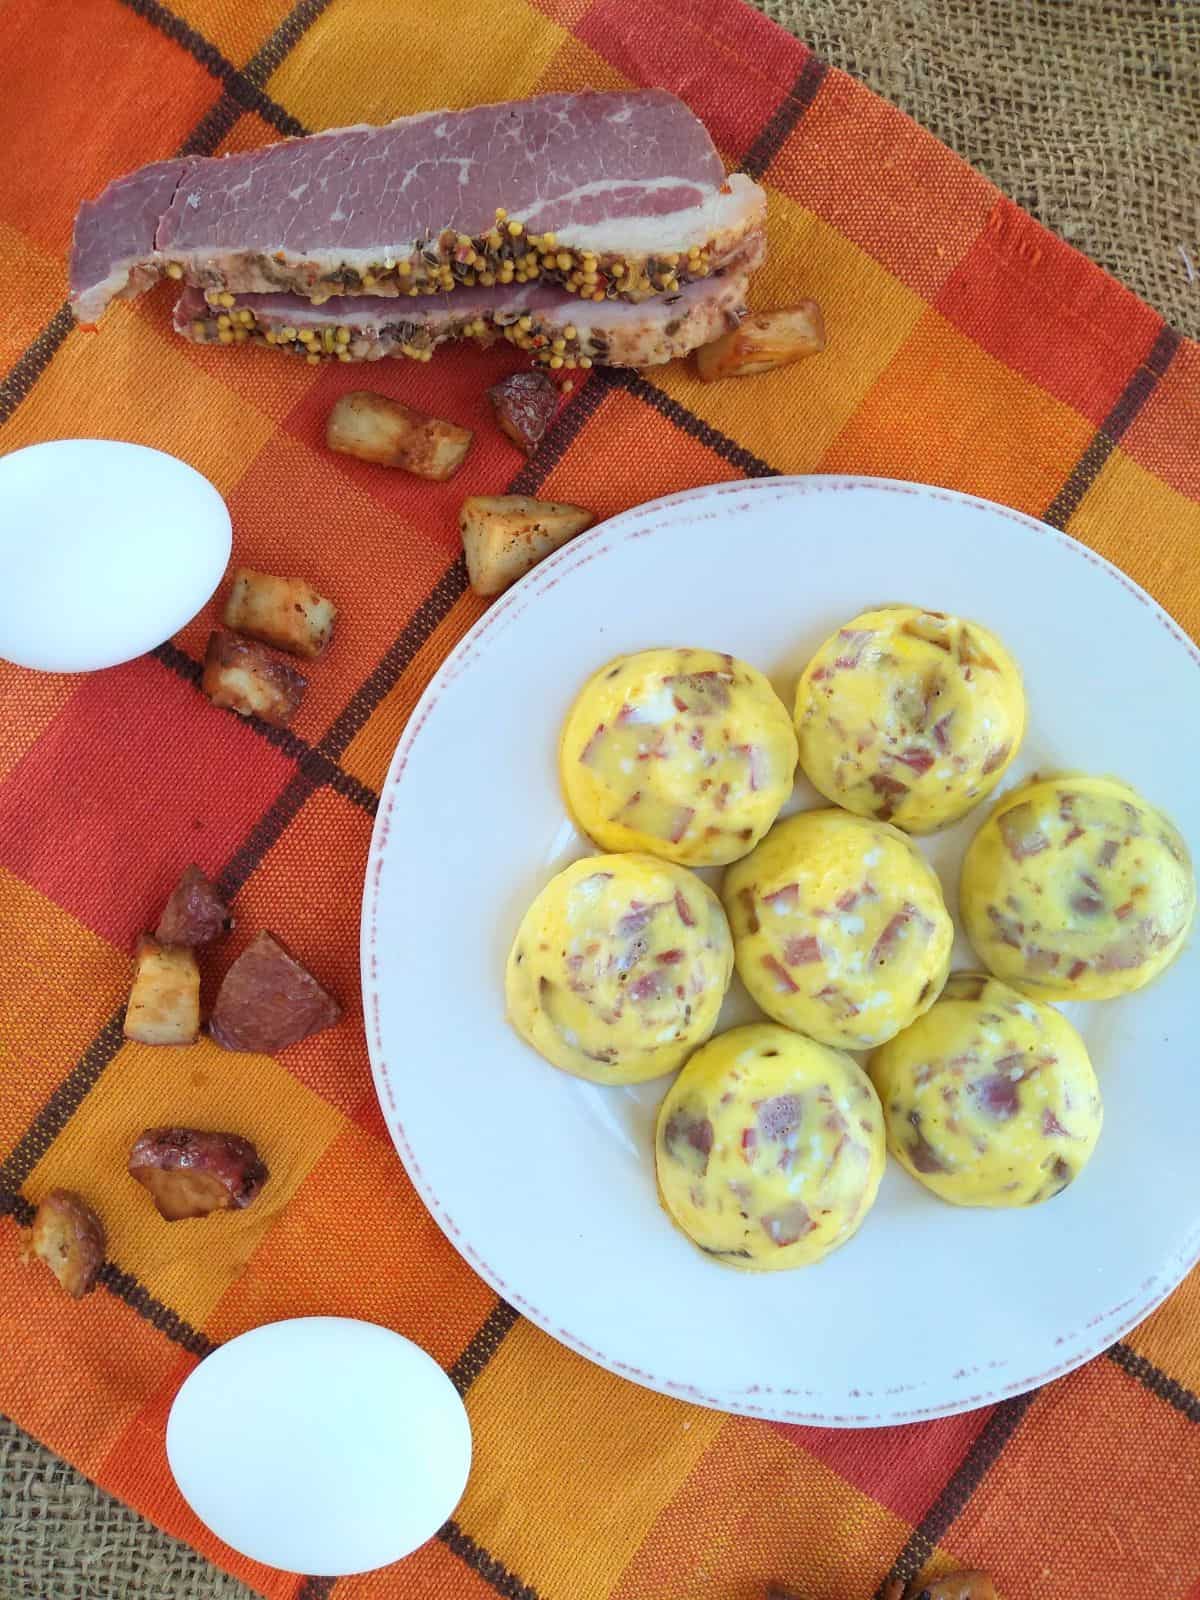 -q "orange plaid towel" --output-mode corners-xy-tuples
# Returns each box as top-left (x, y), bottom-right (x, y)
(1, 1), (1198, 1596)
